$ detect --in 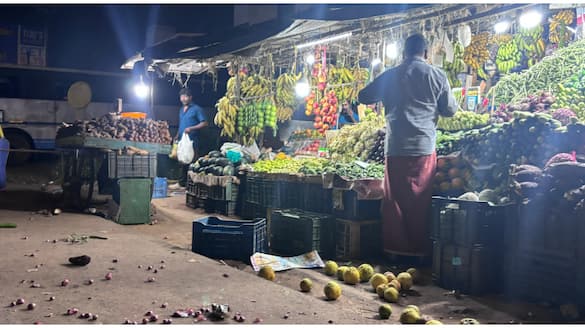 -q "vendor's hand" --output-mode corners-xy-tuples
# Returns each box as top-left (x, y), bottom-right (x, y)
(184, 127), (192, 134)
